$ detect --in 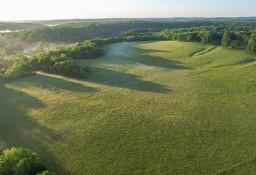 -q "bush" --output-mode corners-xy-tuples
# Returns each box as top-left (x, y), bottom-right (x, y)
(53, 59), (80, 77)
(231, 40), (240, 49)
(221, 32), (231, 47)
(4, 57), (35, 80)
(0, 147), (46, 175)
(247, 33), (256, 53)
